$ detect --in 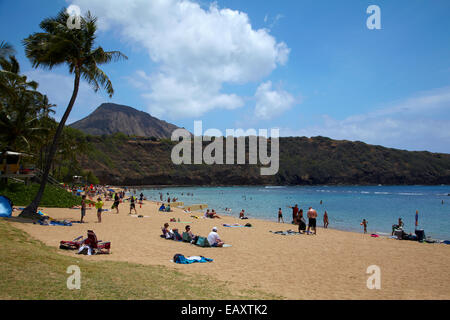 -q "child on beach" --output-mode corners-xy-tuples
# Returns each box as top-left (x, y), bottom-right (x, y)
(323, 211), (329, 228)
(81, 195), (86, 223)
(239, 209), (248, 219)
(278, 208), (284, 223)
(95, 197), (103, 223)
(361, 219), (368, 234)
